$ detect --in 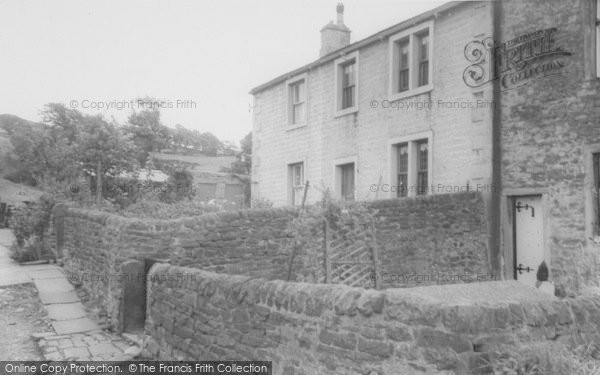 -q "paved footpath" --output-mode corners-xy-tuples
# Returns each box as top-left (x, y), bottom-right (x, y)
(0, 229), (141, 361)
